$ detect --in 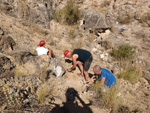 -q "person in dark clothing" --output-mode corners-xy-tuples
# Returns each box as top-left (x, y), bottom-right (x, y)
(64, 49), (93, 81)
